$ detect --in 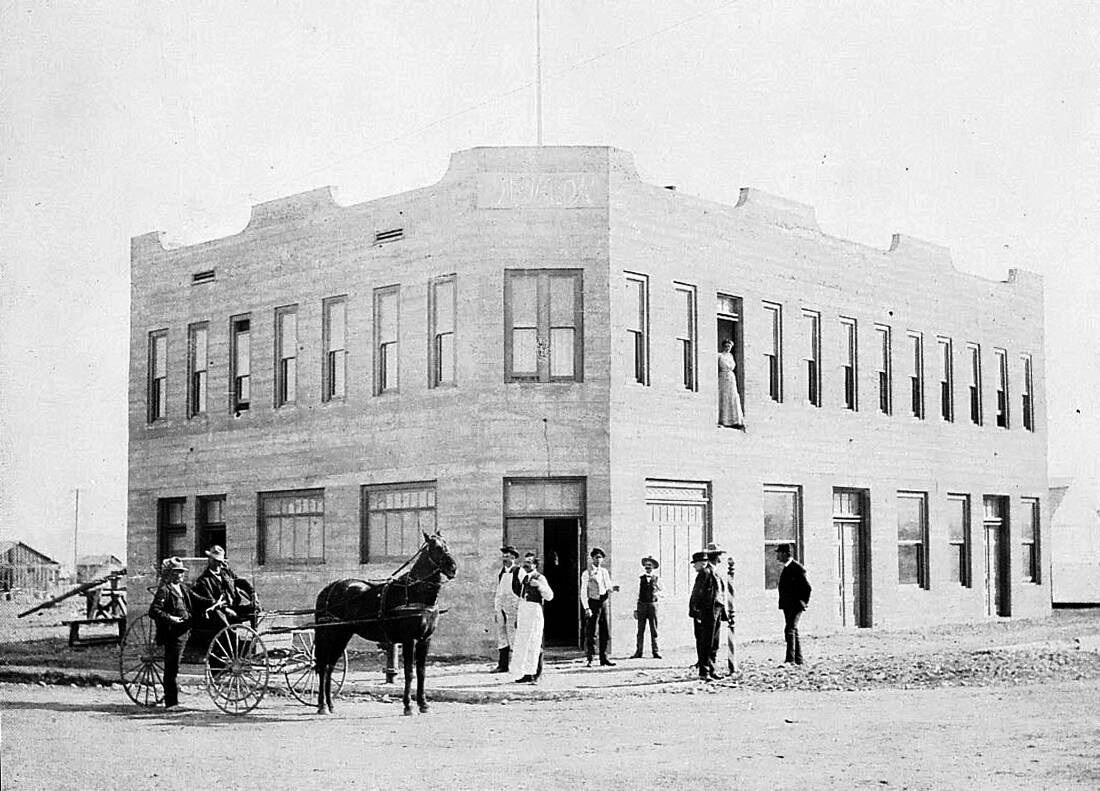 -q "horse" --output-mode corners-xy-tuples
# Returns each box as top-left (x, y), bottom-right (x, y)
(312, 530), (457, 716)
